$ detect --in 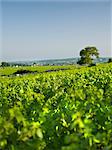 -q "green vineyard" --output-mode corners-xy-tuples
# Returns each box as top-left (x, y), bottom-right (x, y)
(0, 63), (112, 150)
